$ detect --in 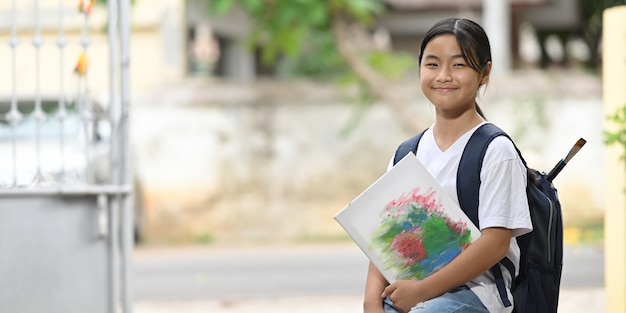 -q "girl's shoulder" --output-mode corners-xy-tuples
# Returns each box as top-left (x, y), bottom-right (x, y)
(483, 134), (519, 163)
